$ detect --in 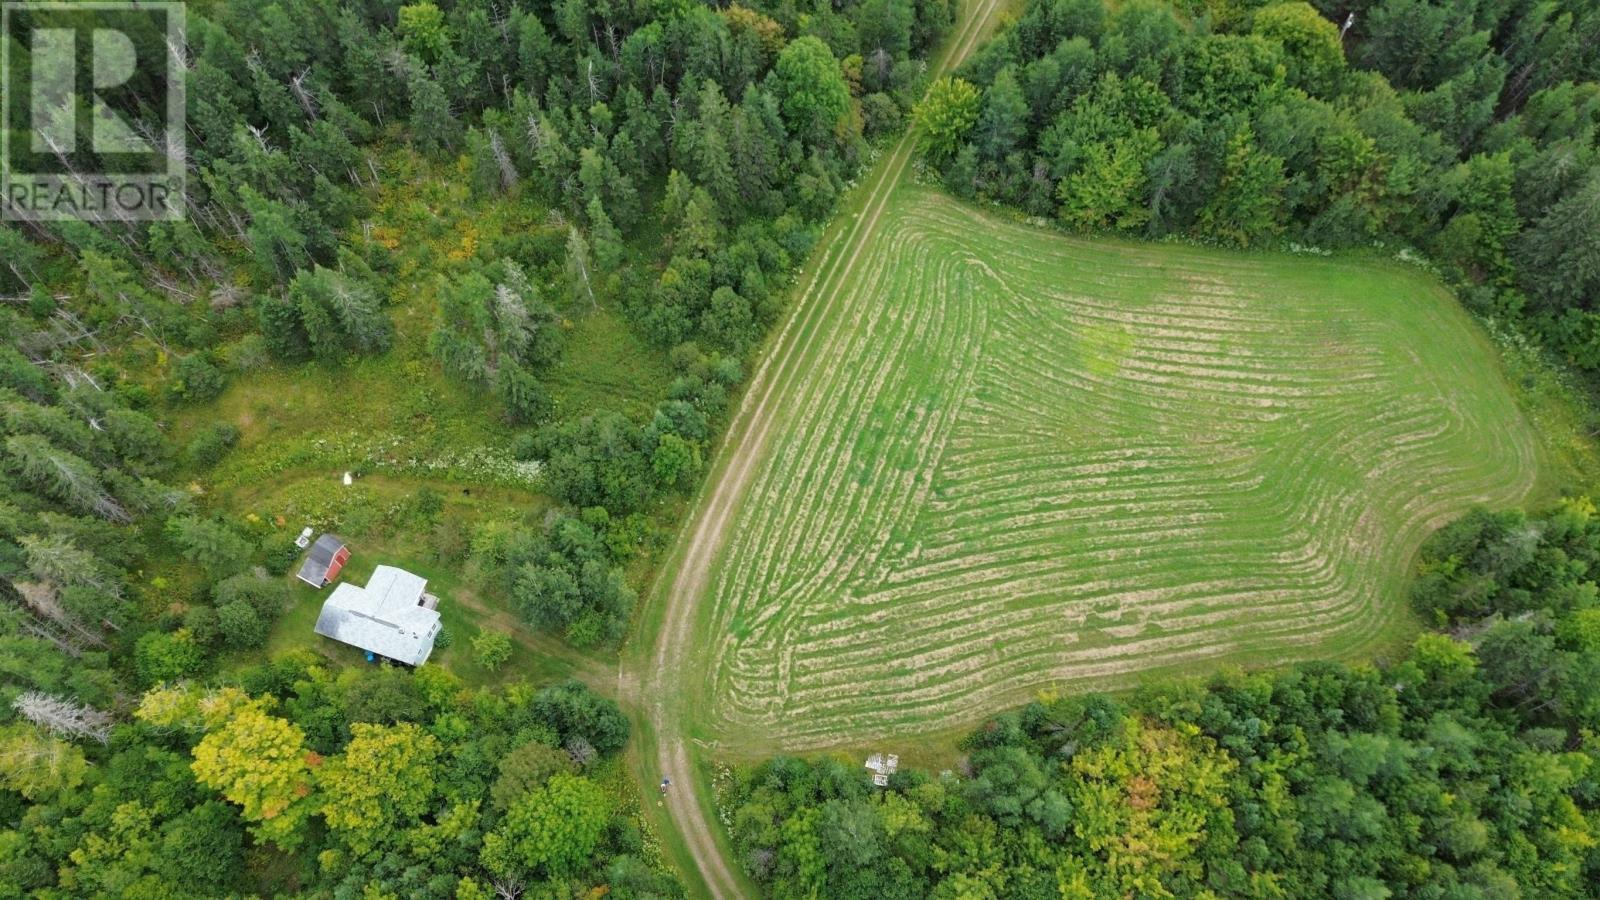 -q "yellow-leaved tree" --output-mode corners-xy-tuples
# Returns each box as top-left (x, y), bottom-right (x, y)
(318, 721), (442, 855)
(1059, 717), (1237, 898)
(0, 723), (88, 800)
(190, 706), (318, 849)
